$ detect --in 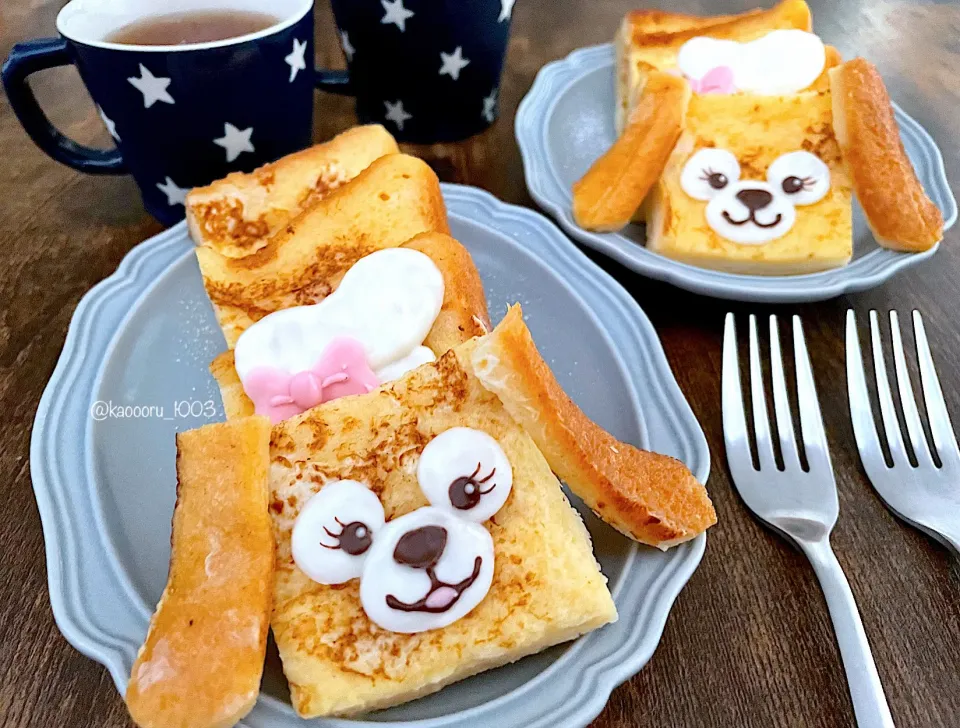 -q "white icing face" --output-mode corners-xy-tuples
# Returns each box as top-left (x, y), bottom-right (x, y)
(233, 248), (445, 421)
(681, 149), (831, 245)
(677, 30), (826, 95)
(360, 507), (495, 633)
(289, 428), (513, 633)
